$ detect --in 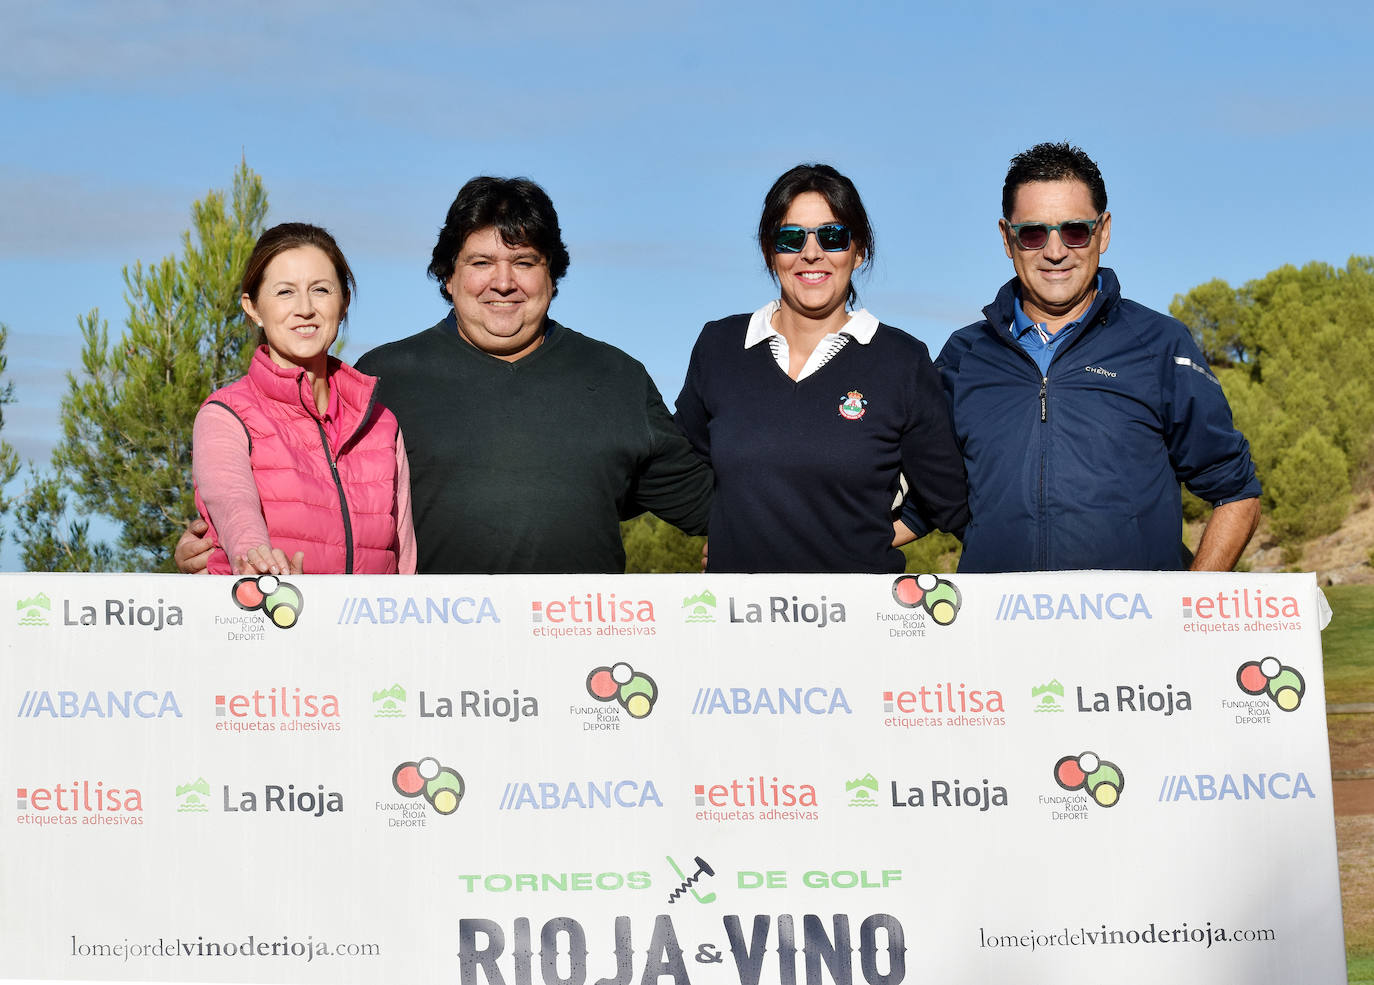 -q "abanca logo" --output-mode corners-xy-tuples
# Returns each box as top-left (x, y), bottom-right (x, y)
(17, 689), (181, 719)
